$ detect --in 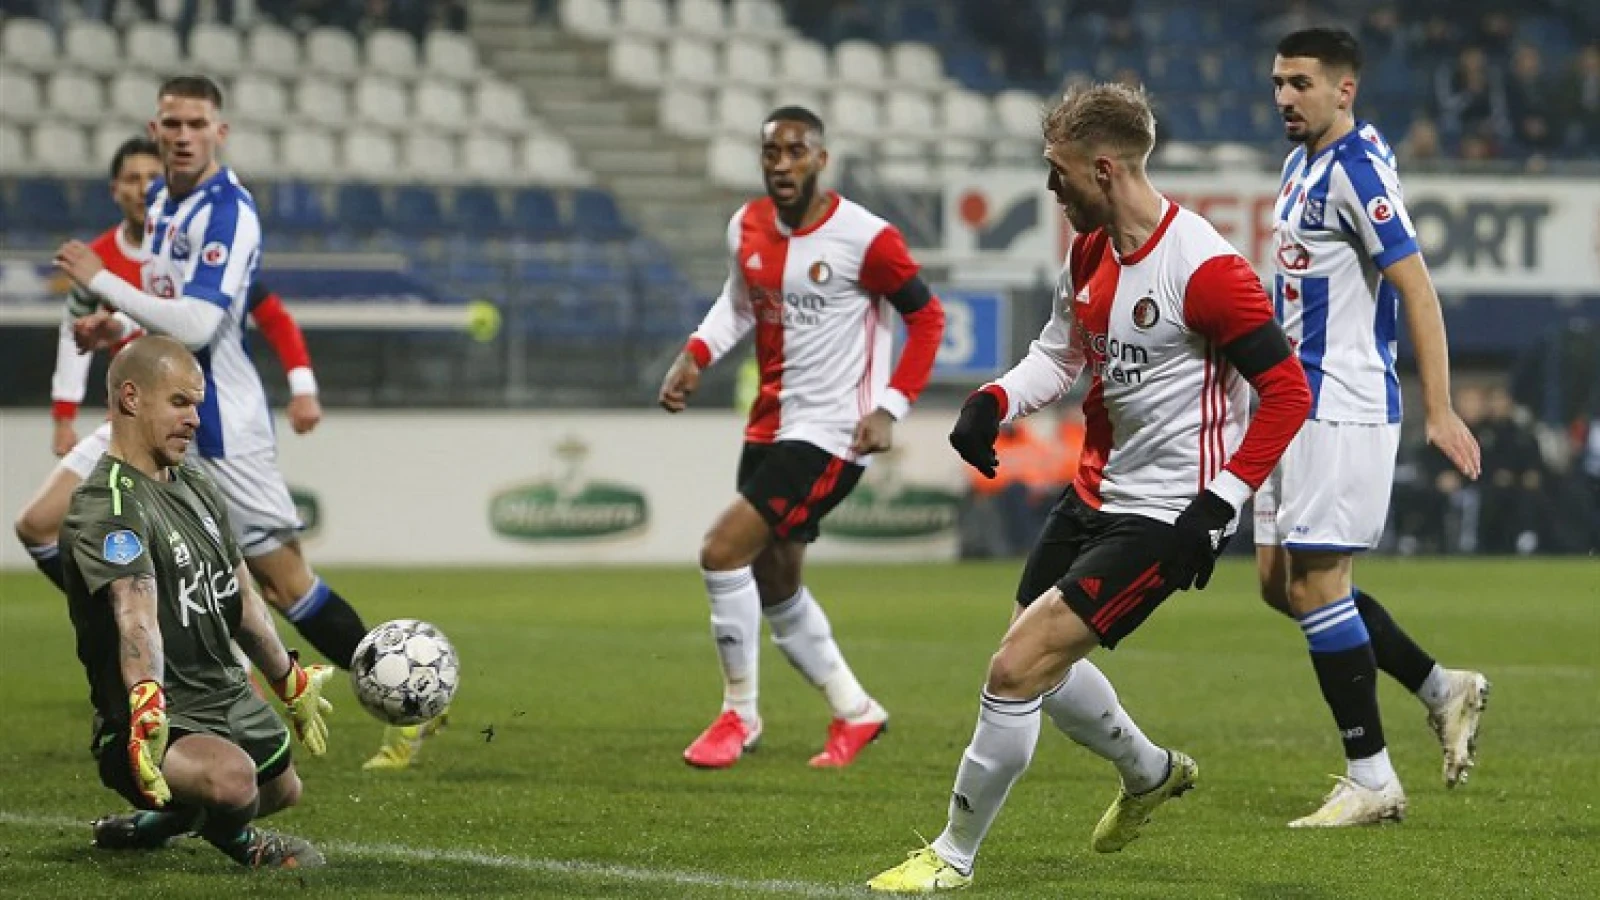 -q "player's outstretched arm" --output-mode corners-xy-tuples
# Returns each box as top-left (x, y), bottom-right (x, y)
(235, 564), (335, 756)
(1385, 253), (1482, 480)
(55, 241), (225, 350)
(247, 282), (322, 434)
(109, 573), (172, 807)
